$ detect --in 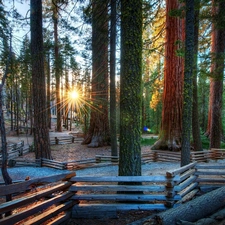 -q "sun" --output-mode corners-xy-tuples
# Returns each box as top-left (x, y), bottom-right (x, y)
(69, 90), (79, 100)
